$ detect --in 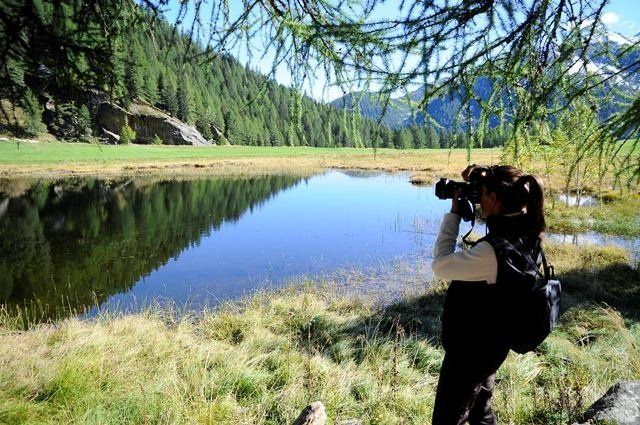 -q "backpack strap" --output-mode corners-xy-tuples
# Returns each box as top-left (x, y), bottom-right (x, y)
(461, 203), (477, 247)
(485, 234), (553, 281)
(519, 238), (554, 281)
(540, 248), (555, 279)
